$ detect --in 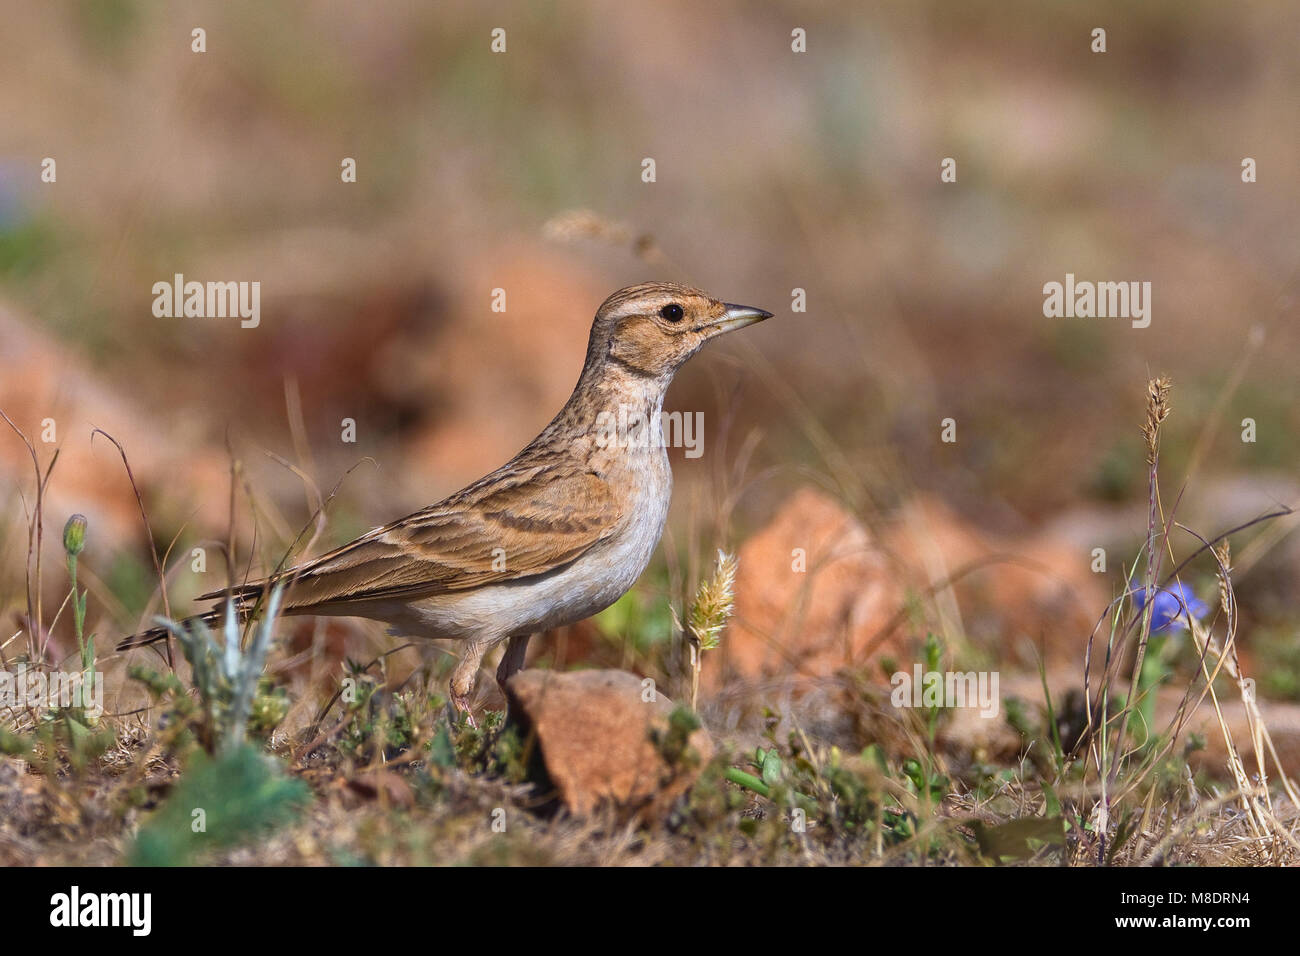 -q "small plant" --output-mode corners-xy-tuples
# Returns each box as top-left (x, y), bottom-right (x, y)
(62, 514), (95, 712)
(721, 708), (939, 854)
(128, 741), (310, 866)
(681, 549), (736, 711)
(127, 585), (310, 865)
(339, 681), (418, 761)
(1081, 375), (1298, 864)
(131, 586), (287, 755)
(652, 705), (708, 773)
(47, 514), (114, 773)
(0, 513), (114, 776)
(1129, 580), (1209, 747)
